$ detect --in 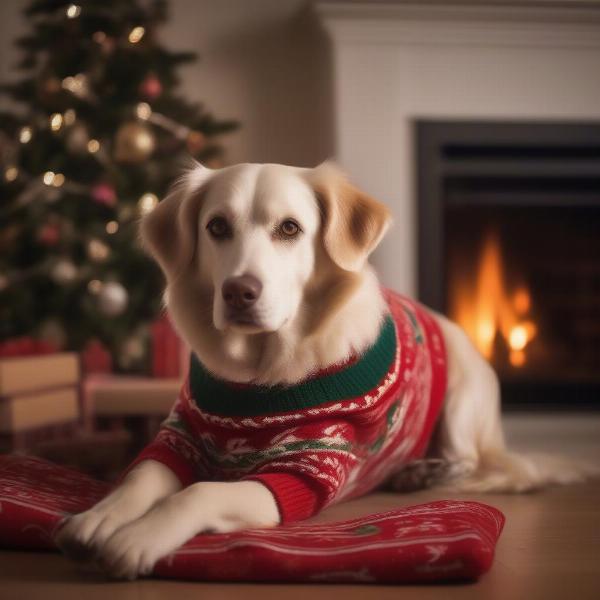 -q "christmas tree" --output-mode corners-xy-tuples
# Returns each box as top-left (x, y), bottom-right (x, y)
(0, 0), (238, 372)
